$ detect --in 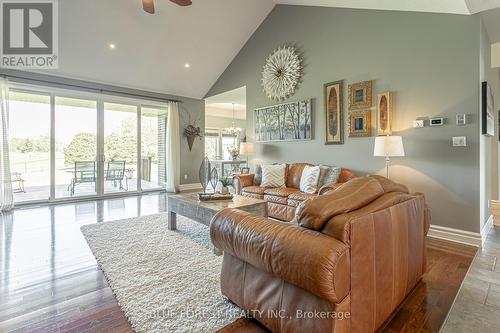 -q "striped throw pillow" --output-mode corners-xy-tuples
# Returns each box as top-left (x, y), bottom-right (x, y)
(261, 164), (286, 188)
(300, 165), (321, 194)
